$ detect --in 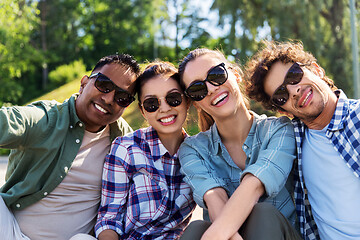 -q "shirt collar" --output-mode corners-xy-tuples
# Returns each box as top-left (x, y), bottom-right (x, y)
(327, 89), (349, 131)
(210, 111), (259, 154)
(210, 123), (222, 155)
(144, 126), (188, 161)
(243, 111), (259, 150)
(69, 94), (82, 127)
